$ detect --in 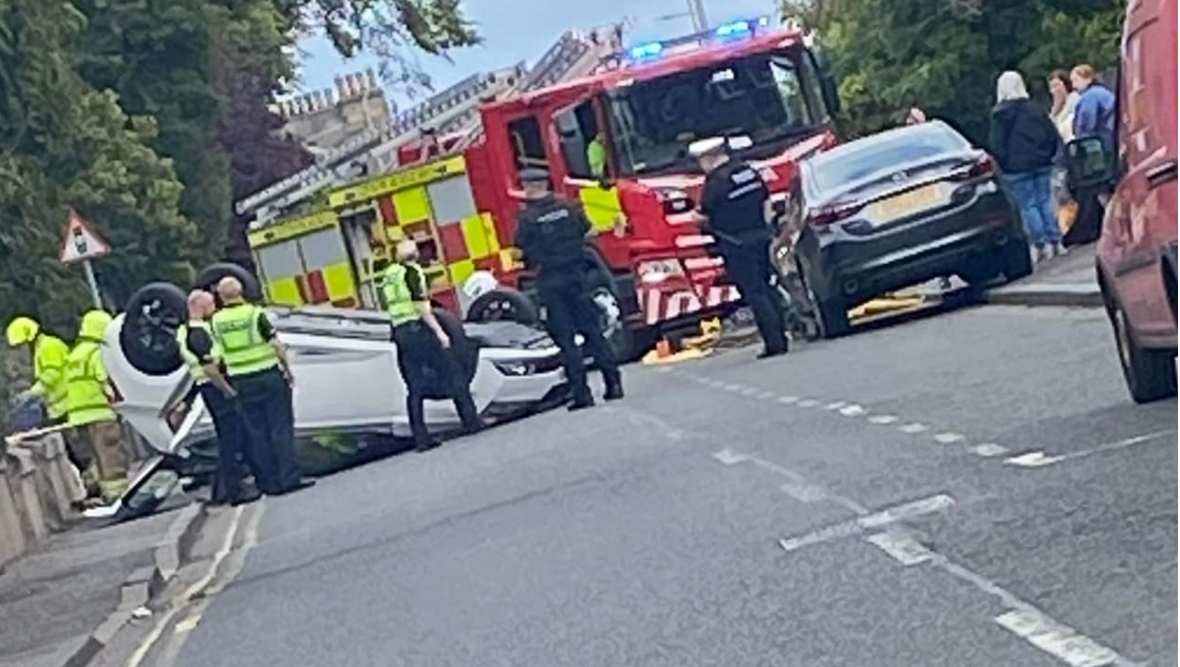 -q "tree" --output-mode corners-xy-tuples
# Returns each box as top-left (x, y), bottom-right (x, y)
(290, 0), (482, 94)
(0, 0), (195, 331)
(785, 0), (1124, 145)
